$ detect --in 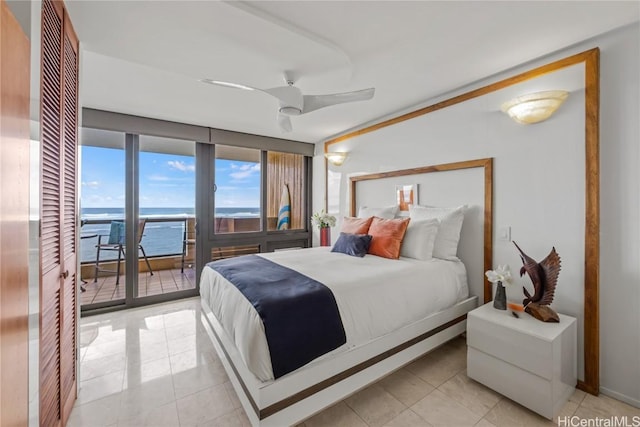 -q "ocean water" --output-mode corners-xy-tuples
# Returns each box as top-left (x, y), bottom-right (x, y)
(80, 207), (260, 263)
